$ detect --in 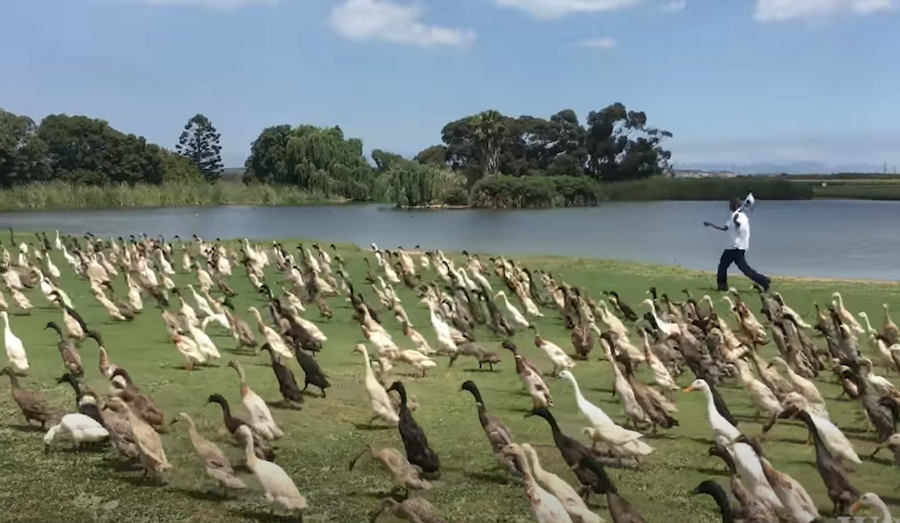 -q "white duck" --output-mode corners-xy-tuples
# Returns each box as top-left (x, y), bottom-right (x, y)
(228, 360), (284, 440)
(501, 444), (573, 523)
(496, 290), (531, 331)
(236, 425), (306, 519)
(44, 413), (109, 450)
(522, 443), (602, 523)
(557, 370), (653, 459)
(427, 301), (456, 356)
(684, 378), (741, 447)
(851, 492), (892, 523)
(832, 292), (864, 334)
(1, 311), (28, 372)
(642, 298), (679, 337)
(353, 344), (399, 425)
